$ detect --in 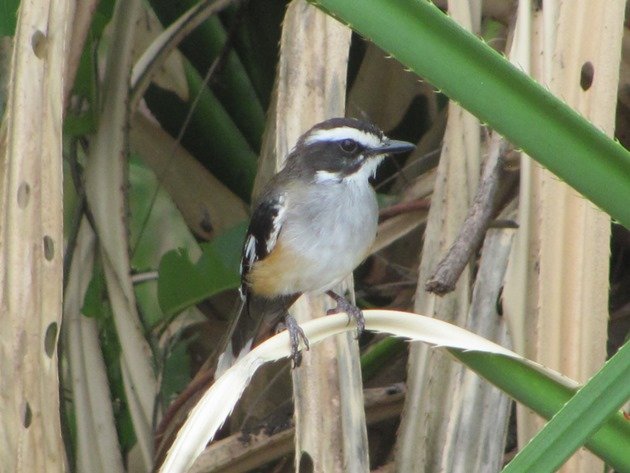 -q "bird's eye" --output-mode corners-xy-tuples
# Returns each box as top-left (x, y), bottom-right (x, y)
(339, 139), (358, 153)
